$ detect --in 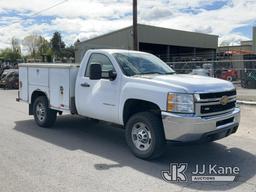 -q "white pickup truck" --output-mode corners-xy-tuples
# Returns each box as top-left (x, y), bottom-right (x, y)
(17, 49), (240, 159)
